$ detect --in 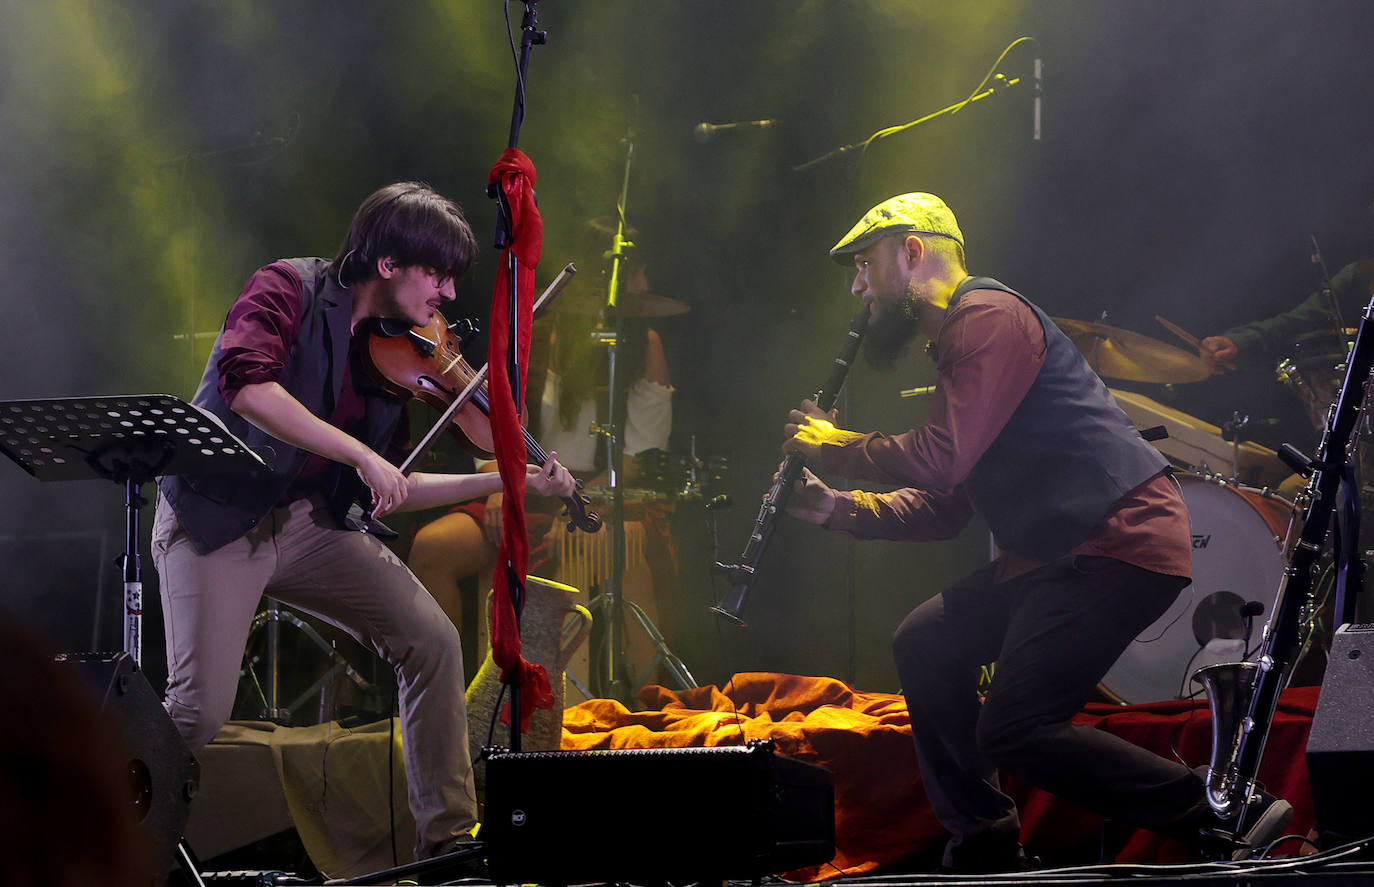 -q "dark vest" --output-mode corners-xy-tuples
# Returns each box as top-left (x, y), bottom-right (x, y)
(158, 258), (404, 554)
(951, 277), (1167, 559)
